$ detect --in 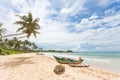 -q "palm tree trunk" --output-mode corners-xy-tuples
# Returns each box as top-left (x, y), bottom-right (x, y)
(1, 33), (23, 38)
(17, 35), (27, 39)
